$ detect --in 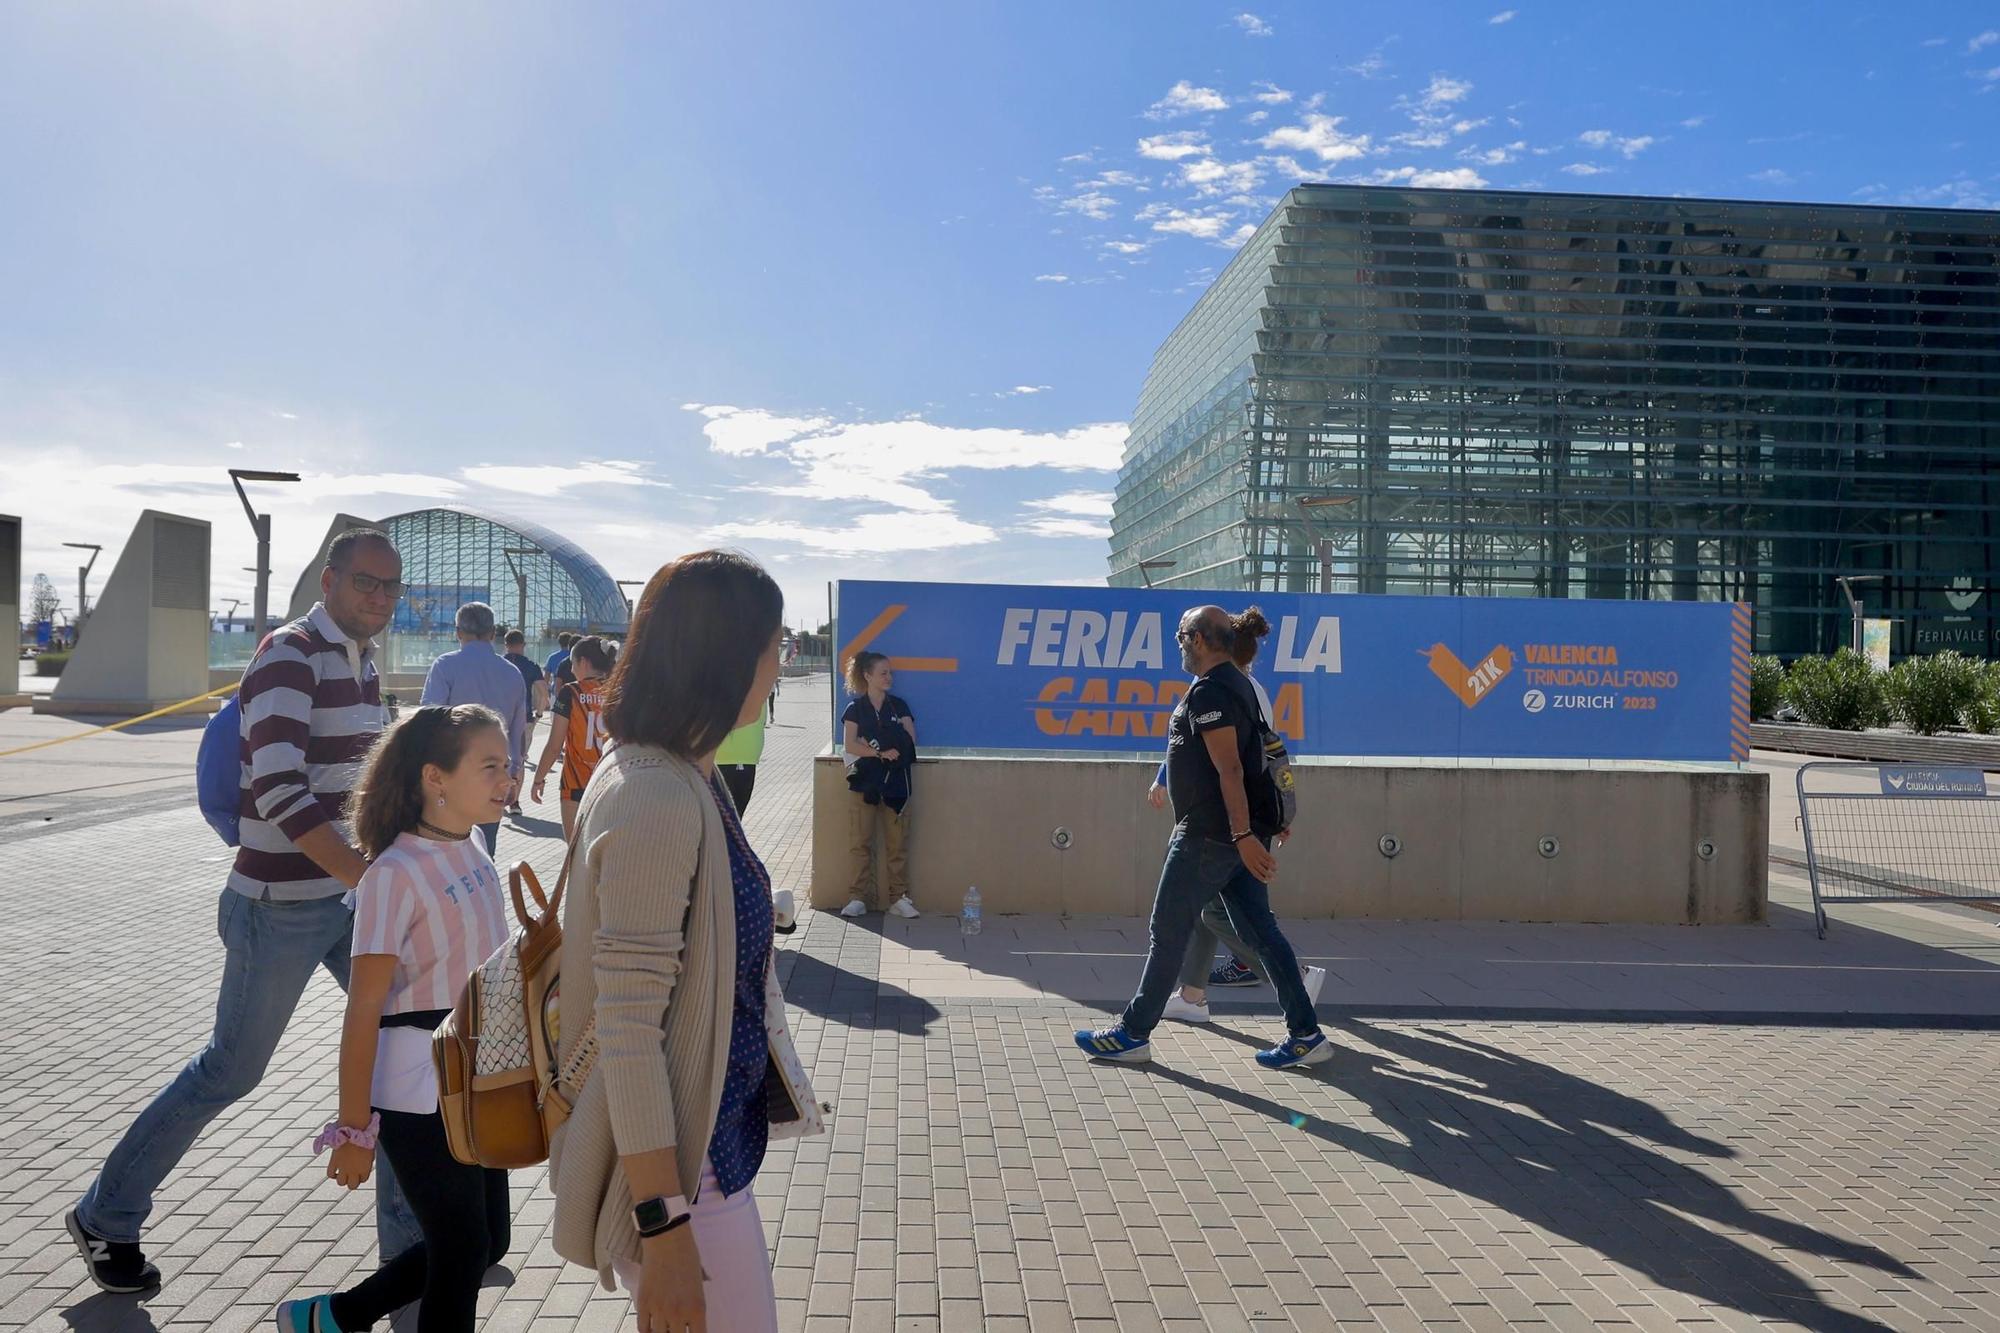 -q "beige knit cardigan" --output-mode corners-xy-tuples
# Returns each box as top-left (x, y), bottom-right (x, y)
(547, 743), (738, 1288)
